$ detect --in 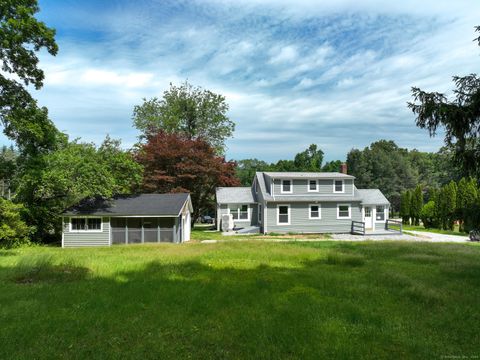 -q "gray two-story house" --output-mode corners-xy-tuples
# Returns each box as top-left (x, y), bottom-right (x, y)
(216, 168), (389, 234)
